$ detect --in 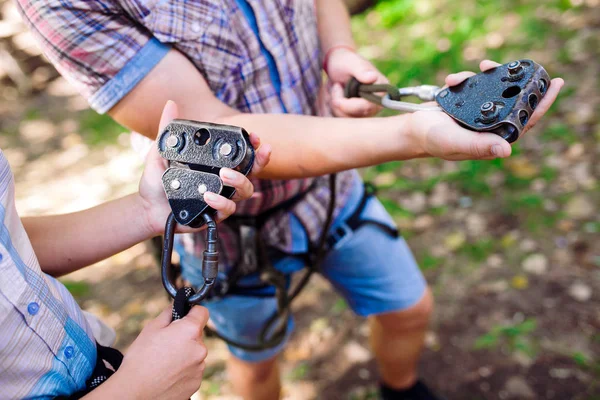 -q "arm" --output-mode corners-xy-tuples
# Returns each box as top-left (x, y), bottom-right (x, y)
(315, 0), (356, 55)
(109, 50), (570, 180)
(108, 49), (429, 180)
(21, 194), (153, 277)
